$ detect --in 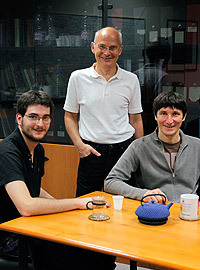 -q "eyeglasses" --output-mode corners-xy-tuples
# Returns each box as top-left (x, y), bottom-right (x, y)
(24, 114), (52, 124)
(95, 44), (120, 52)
